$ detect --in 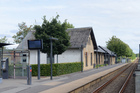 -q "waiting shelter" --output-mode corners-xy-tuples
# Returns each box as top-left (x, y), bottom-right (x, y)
(0, 43), (12, 83)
